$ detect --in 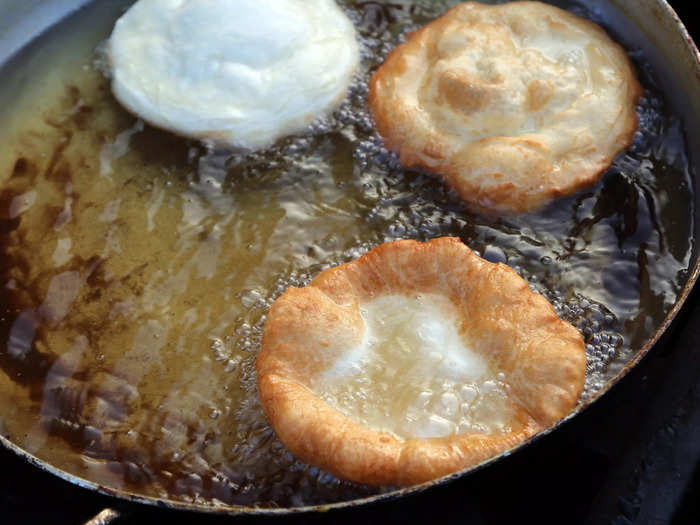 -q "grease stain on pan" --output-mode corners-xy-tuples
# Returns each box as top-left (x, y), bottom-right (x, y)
(0, 0), (697, 513)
